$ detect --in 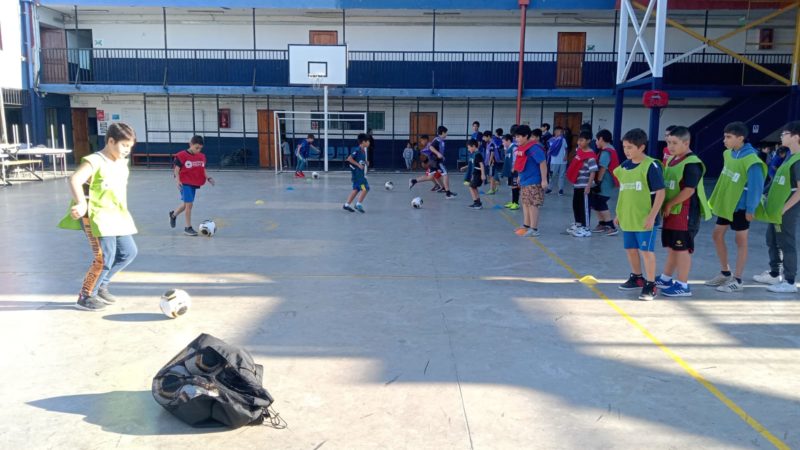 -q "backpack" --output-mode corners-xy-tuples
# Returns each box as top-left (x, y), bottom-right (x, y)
(566, 149), (596, 184)
(152, 334), (282, 429)
(598, 147), (621, 187)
